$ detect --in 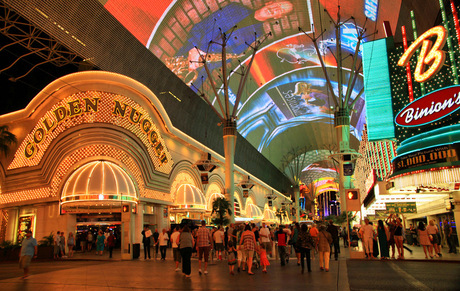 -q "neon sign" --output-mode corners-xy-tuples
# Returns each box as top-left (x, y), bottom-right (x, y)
(397, 26), (447, 83)
(24, 98), (100, 159)
(395, 85), (460, 127)
(19, 92), (171, 167)
(364, 0), (379, 22)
